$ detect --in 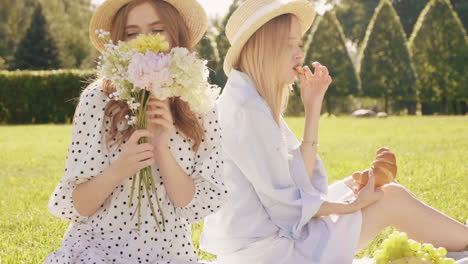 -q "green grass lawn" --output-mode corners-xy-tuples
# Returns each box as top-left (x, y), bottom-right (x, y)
(1, 116), (467, 263)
